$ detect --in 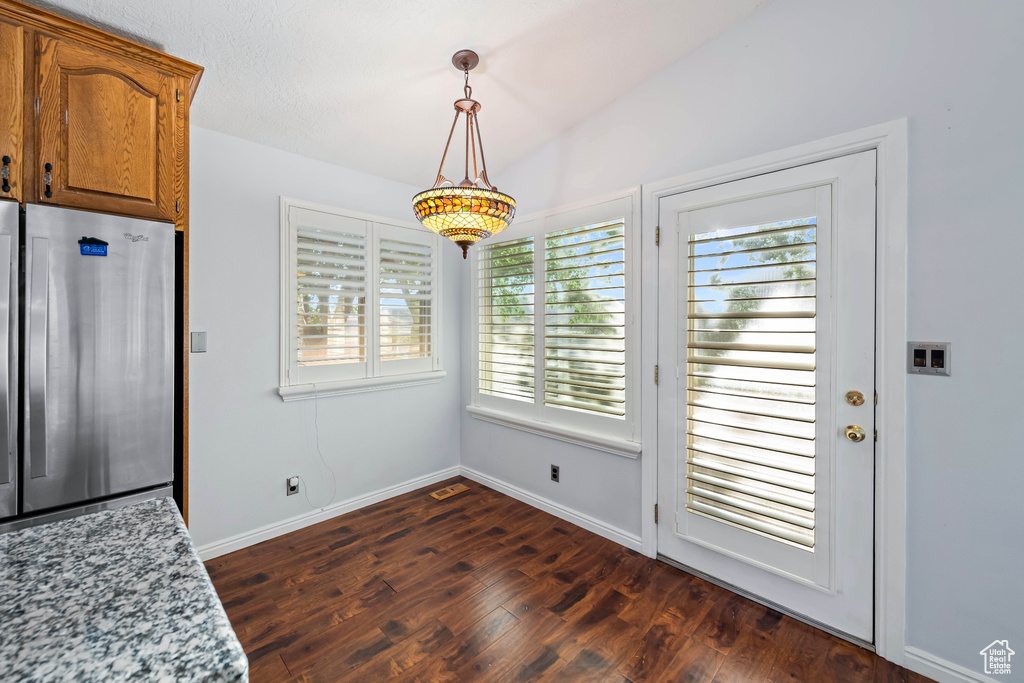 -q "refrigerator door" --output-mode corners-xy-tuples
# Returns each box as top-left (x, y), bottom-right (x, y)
(0, 200), (16, 519)
(23, 204), (174, 513)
